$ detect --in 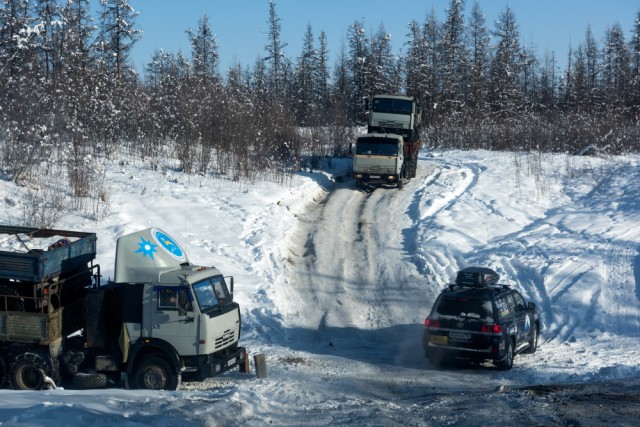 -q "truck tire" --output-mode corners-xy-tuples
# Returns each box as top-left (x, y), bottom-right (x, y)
(0, 356), (7, 388)
(0, 285), (25, 312)
(134, 354), (180, 391)
(72, 372), (108, 389)
(410, 156), (418, 178)
(9, 352), (50, 390)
